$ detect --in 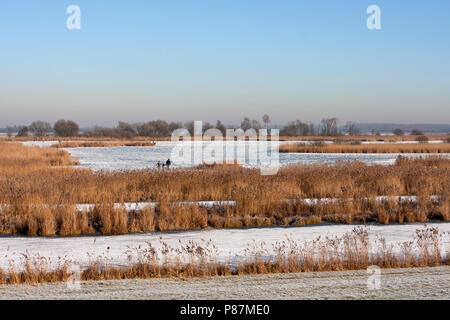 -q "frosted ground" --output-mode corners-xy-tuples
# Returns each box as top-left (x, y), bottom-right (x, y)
(2, 267), (448, 300)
